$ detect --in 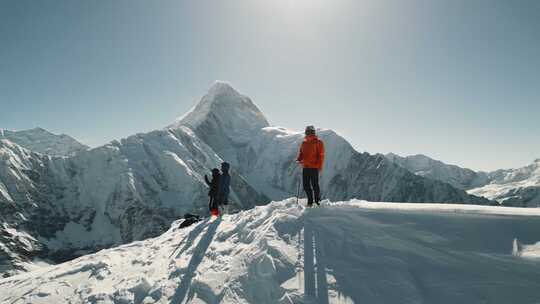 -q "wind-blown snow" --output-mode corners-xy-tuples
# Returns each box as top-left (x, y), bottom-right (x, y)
(2, 199), (539, 304)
